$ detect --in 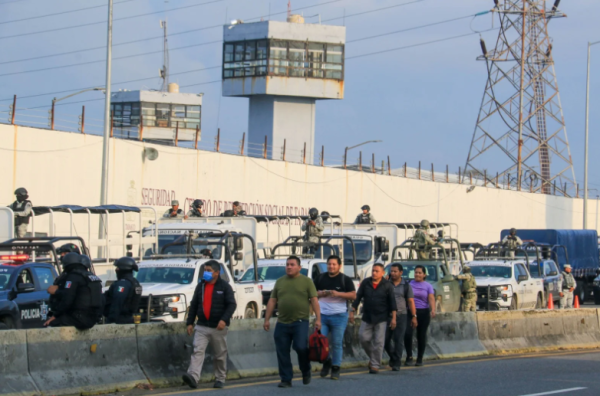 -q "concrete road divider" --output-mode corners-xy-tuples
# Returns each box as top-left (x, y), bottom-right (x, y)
(0, 330), (39, 396)
(27, 325), (149, 396)
(476, 309), (600, 354)
(426, 312), (488, 359)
